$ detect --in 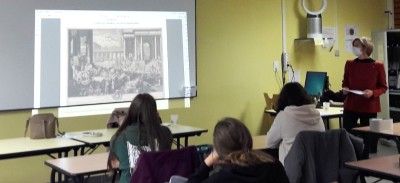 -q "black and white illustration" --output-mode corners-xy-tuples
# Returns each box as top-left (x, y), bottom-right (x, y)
(67, 29), (164, 105)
